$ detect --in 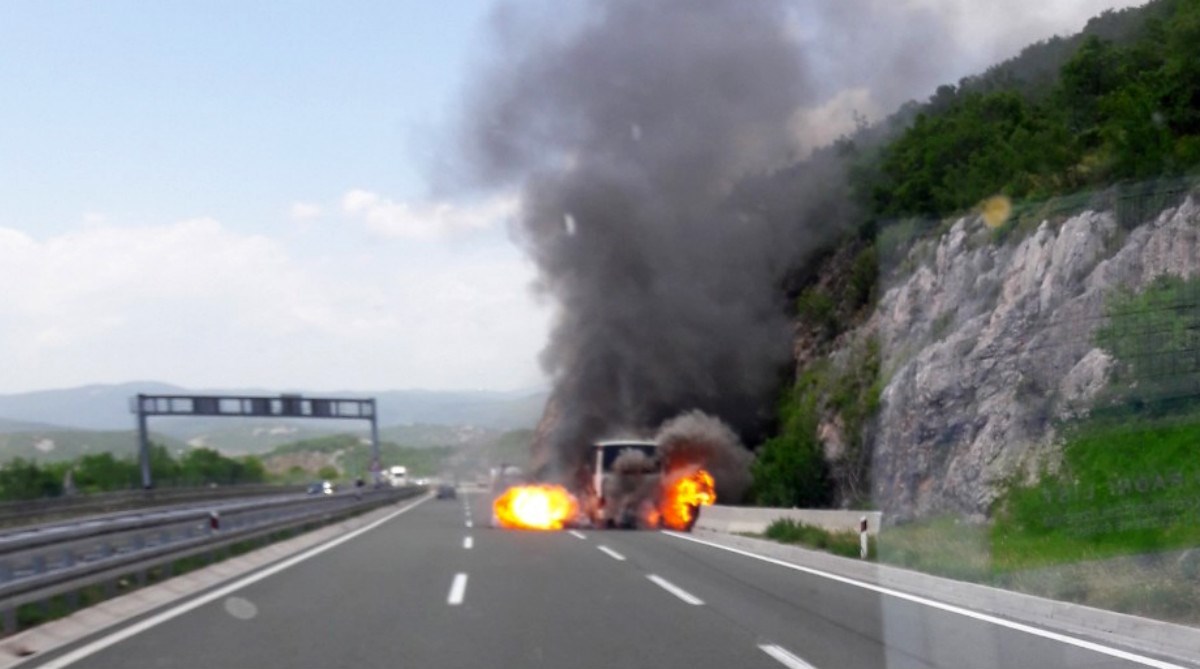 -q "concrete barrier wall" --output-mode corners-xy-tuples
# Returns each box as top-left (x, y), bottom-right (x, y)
(694, 505), (883, 536)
